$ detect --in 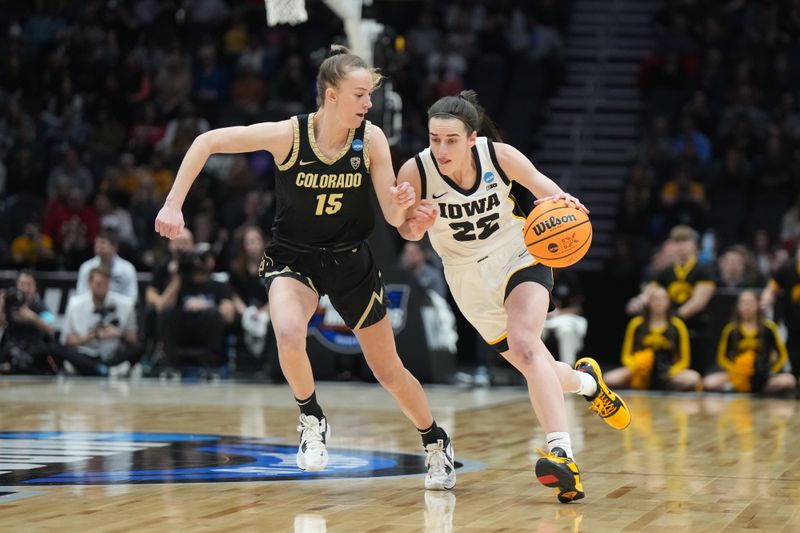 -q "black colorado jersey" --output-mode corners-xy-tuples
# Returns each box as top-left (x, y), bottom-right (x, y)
(272, 113), (374, 247)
